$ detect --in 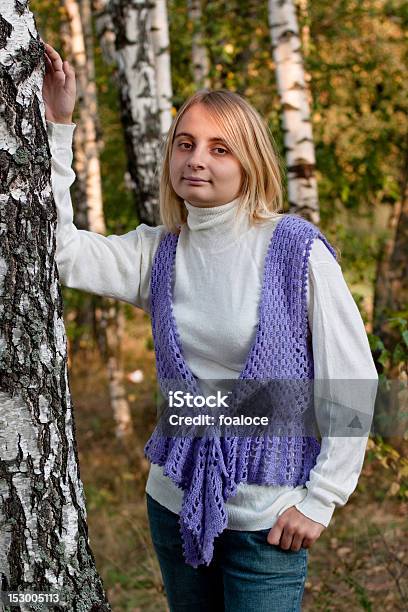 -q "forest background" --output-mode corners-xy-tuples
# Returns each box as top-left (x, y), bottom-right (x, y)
(30, 0), (407, 610)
